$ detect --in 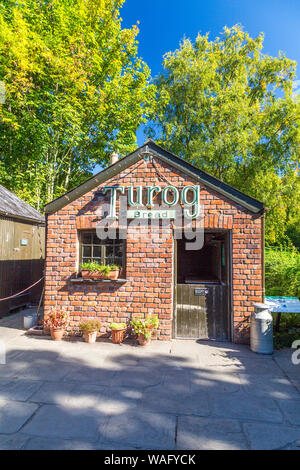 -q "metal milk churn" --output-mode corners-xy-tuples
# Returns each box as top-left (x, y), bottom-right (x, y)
(250, 303), (273, 354)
